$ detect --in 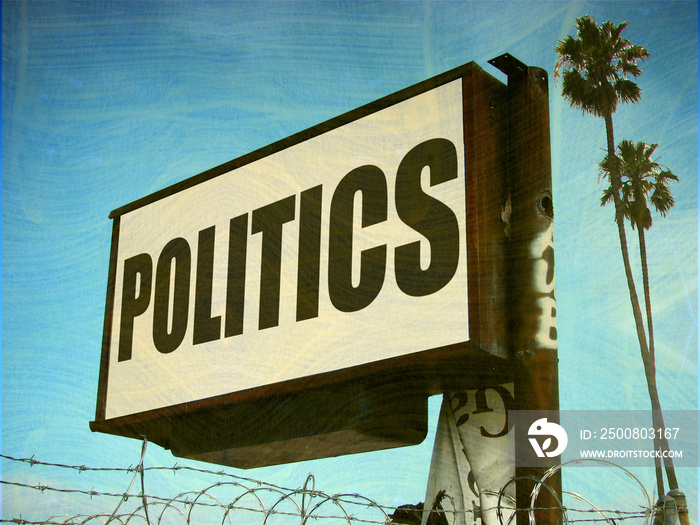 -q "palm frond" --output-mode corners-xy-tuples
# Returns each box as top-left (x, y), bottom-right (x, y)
(554, 15), (649, 119)
(600, 184), (617, 207)
(615, 79), (643, 105)
(602, 139), (678, 228)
